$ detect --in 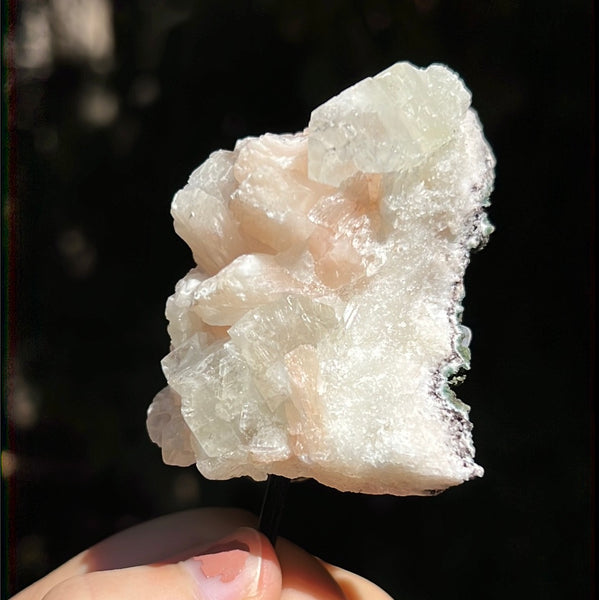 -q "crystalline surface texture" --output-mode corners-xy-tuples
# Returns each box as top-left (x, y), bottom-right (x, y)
(147, 62), (495, 495)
